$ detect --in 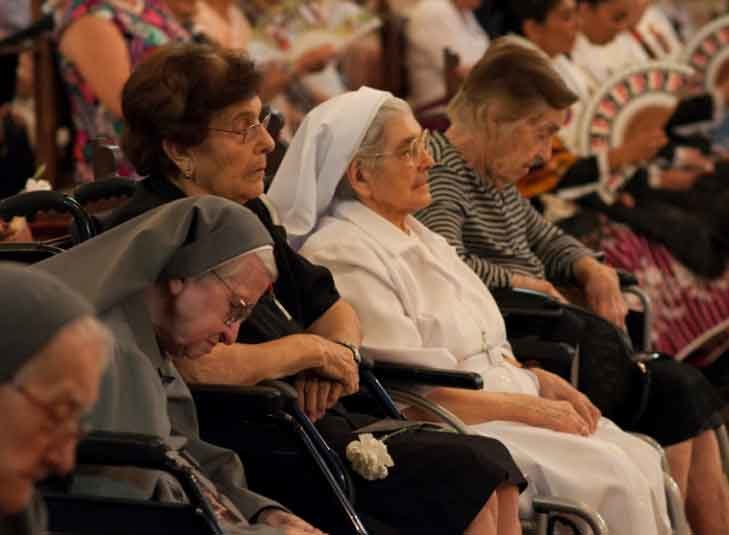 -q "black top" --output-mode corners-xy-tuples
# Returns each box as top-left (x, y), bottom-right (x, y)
(102, 175), (340, 344)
